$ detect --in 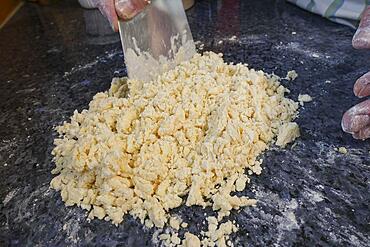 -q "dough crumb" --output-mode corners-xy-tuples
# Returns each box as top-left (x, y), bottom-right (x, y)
(169, 216), (182, 230)
(201, 217), (238, 247)
(298, 94), (313, 106)
(338, 147), (348, 154)
(181, 222), (188, 228)
(229, 35), (237, 41)
(276, 122), (300, 147)
(286, 70), (298, 81)
(182, 232), (201, 247)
